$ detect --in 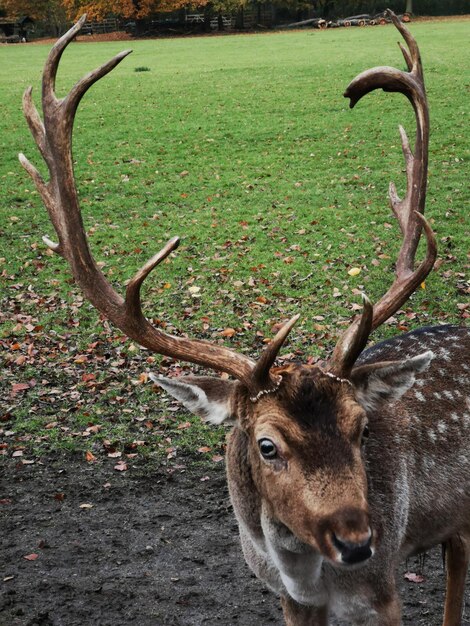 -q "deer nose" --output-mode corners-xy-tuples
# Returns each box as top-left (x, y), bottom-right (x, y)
(332, 529), (373, 565)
